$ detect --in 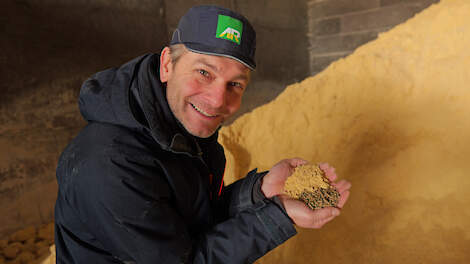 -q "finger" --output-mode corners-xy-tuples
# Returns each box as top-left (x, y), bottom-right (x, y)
(318, 163), (330, 171)
(288, 158), (308, 168)
(311, 207), (340, 223)
(332, 180), (351, 191)
(333, 180), (352, 193)
(319, 163), (336, 173)
(319, 163), (337, 182)
(312, 214), (336, 229)
(325, 168), (337, 182)
(337, 190), (350, 208)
